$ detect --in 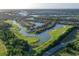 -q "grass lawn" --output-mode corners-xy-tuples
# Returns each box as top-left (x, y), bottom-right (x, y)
(0, 39), (7, 56)
(34, 25), (72, 54)
(12, 30), (38, 45)
(49, 25), (72, 40)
